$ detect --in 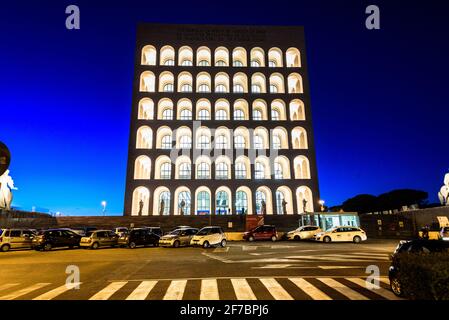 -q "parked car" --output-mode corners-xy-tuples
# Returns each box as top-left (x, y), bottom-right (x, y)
(80, 230), (119, 249)
(389, 239), (449, 297)
(32, 229), (82, 251)
(142, 227), (163, 237)
(0, 228), (36, 252)
(190, 226), (226, 248)
(159, 228), (198, 248)
(113, 227), (129, 237)
(440, 227), (449, 241)
(314, 226), (367, 243)
(118, 228), (160, 248)
(285, 225), (322, 241)
(243, 225), (278, 242)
